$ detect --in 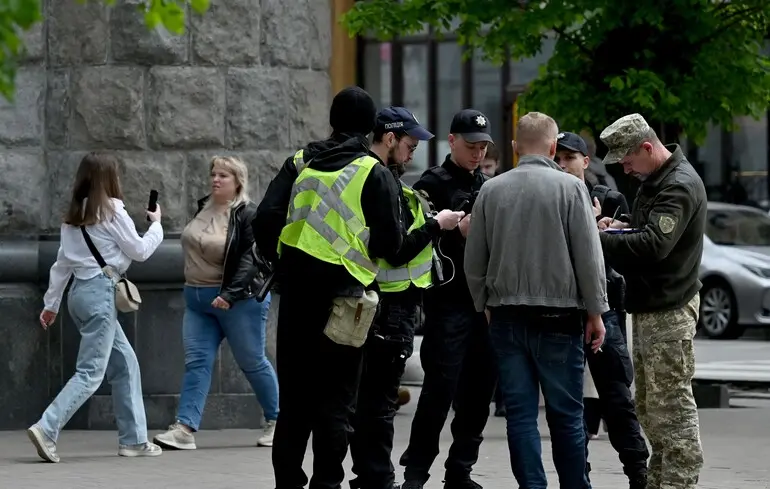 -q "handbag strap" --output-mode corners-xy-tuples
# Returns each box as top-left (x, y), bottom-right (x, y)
(80, 226), (108, 269)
